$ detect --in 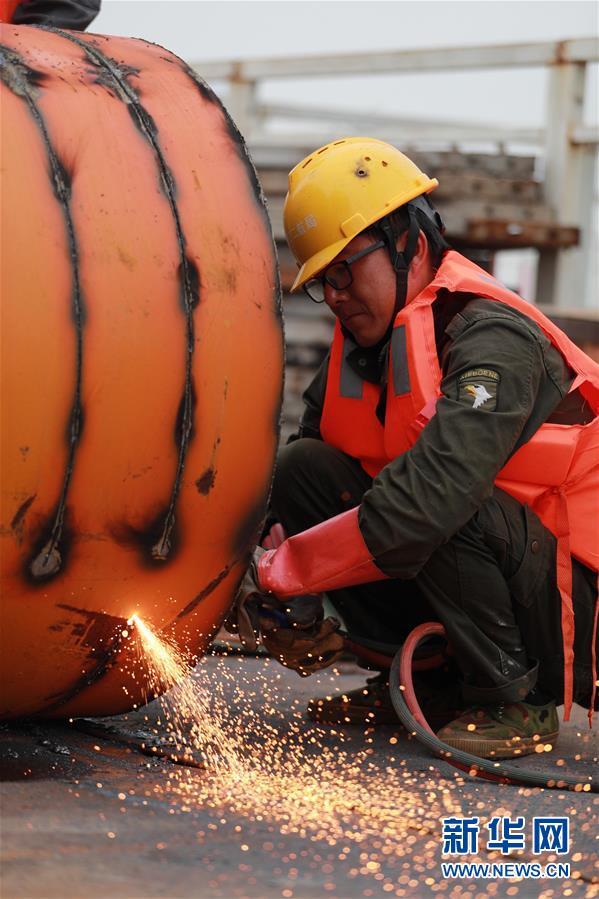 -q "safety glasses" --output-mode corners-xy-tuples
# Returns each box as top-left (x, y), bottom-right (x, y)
(303, 240), (386, 303)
